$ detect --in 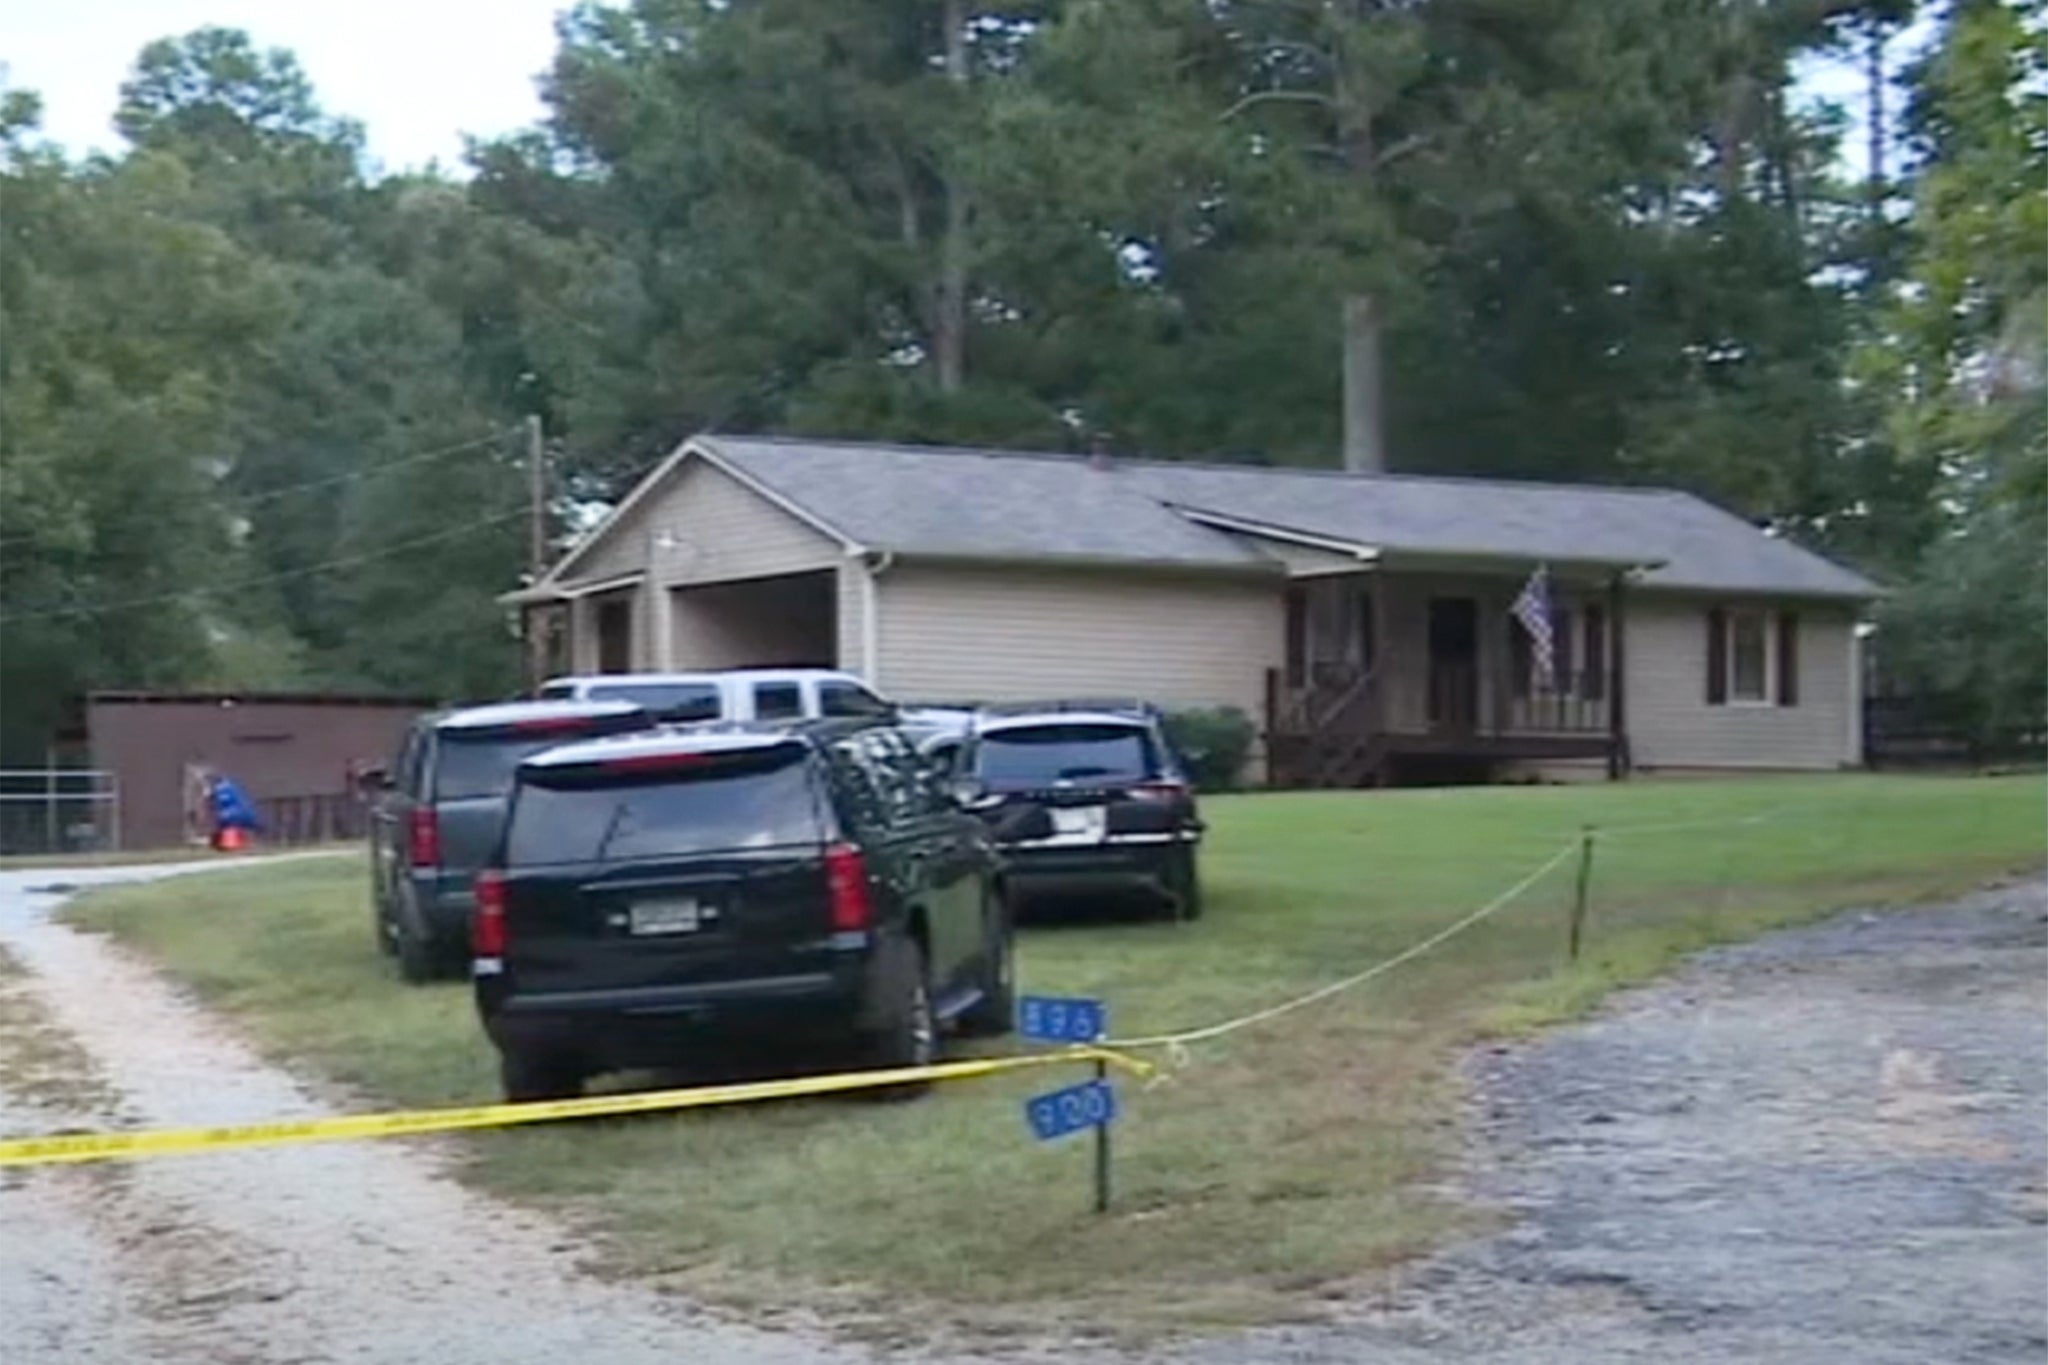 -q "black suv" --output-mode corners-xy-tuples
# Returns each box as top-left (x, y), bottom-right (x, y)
(368, 700), (652, 982)
(955, 703), (1204, 919)
(472, 719), (1012, 1101)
